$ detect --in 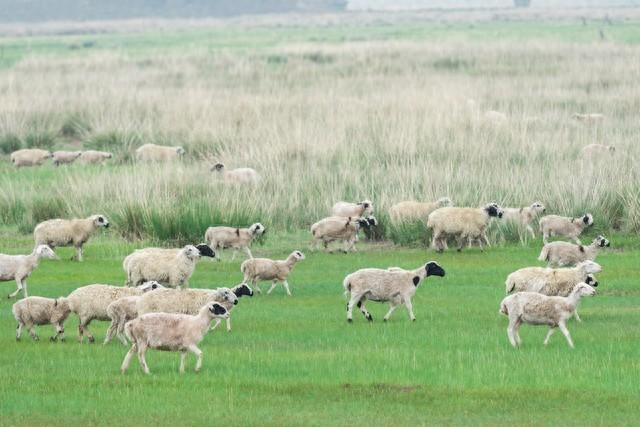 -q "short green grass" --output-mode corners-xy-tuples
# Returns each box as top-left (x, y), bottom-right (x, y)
(0, 232), (638, 426)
